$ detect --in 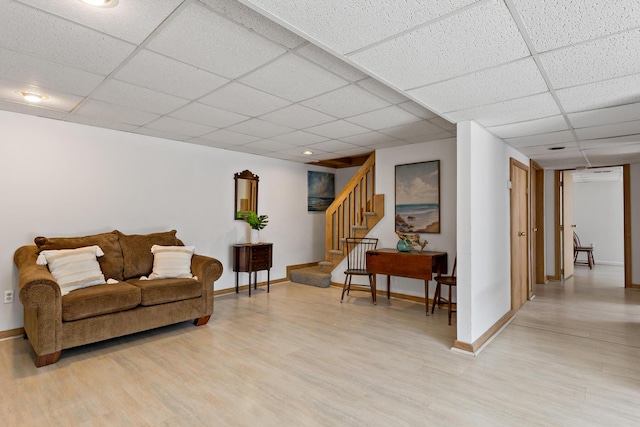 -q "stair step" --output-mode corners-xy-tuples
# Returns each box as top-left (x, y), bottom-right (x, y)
(318, 261), (333, 267)
(351, 225), (367, 230)
(290, 266), (331, 288)
(329, 250), (342, 255)
(363, 212), (376, 216)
